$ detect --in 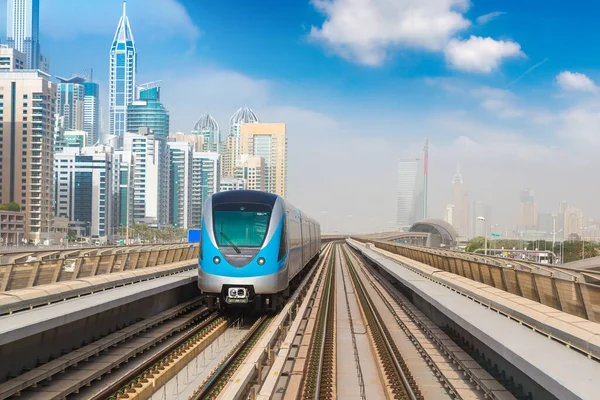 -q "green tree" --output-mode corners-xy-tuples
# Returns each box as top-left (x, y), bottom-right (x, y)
(0, 202), (21, 211)
(465, 236), (486, 253)
(67, 230), (77, 242)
